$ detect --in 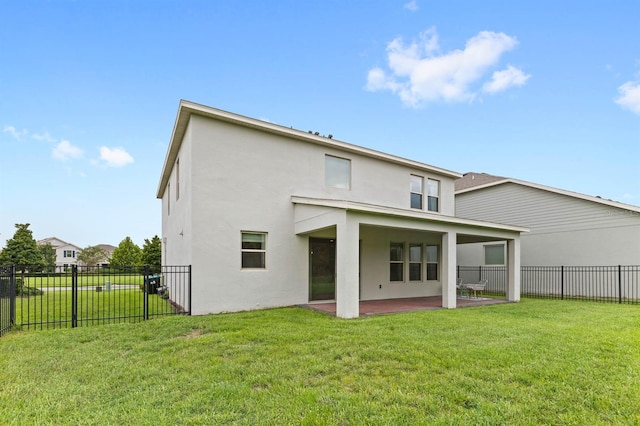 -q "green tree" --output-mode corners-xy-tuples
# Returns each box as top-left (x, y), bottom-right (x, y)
(141, 235), (162, 274)
(38, 242), (57, 272)
(78, 245), (109, 268)
(0, 223), (45, 272)
(110, 237), (142, 269)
